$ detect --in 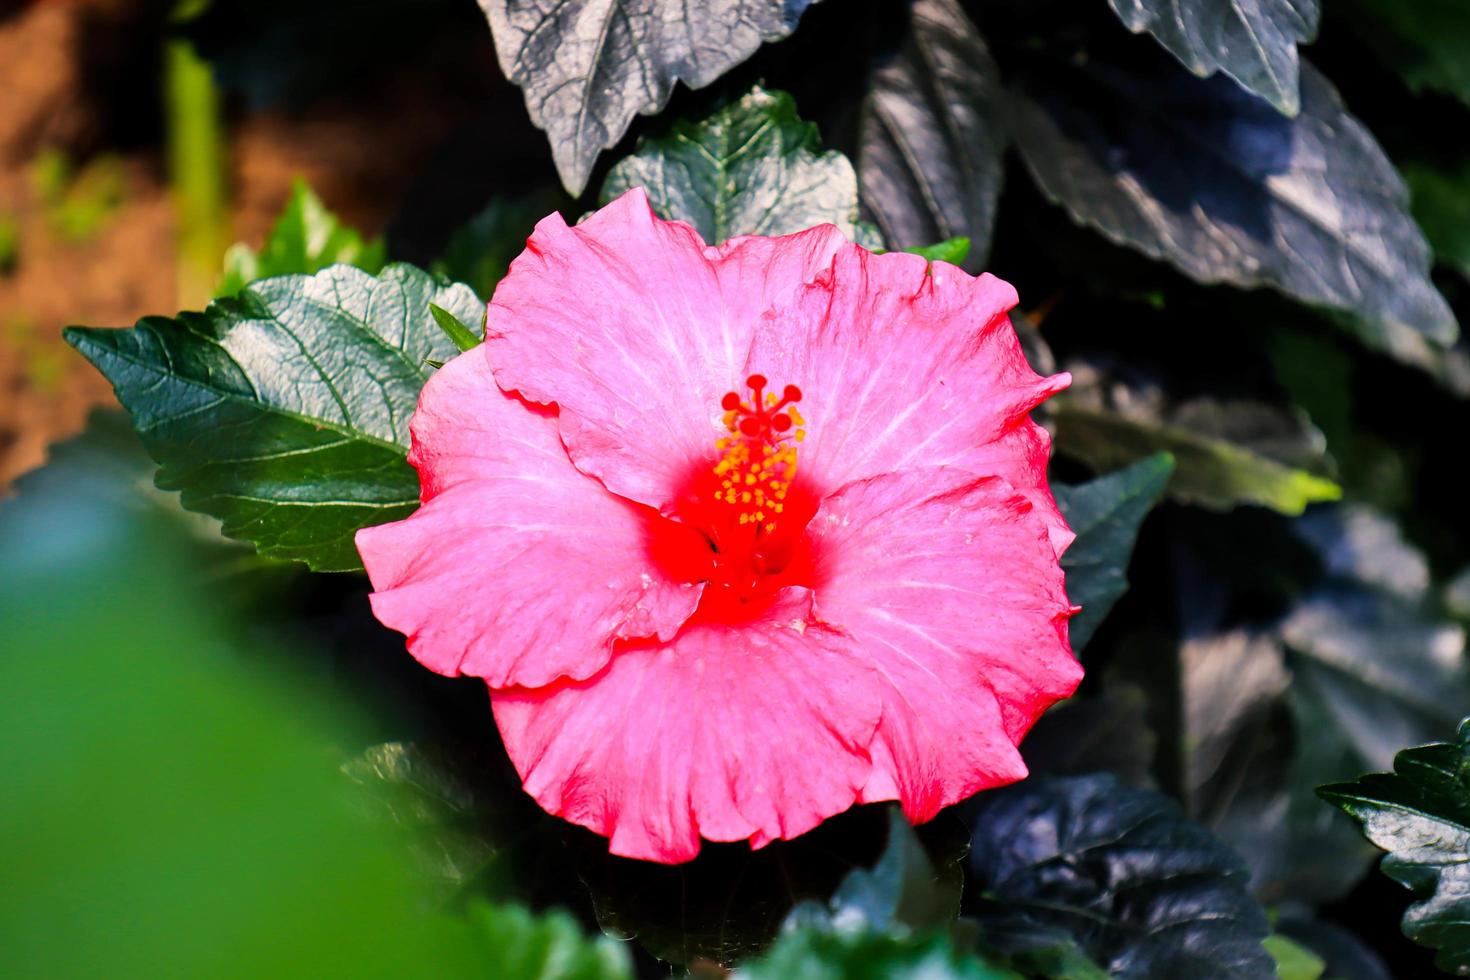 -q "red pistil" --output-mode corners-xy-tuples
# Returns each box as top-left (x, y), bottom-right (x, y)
(647, 375), (817, 624)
